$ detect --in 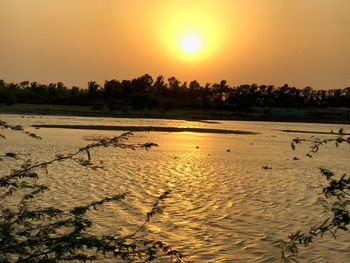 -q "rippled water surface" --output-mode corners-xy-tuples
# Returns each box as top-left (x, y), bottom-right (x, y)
(1, 115), (350, 262)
